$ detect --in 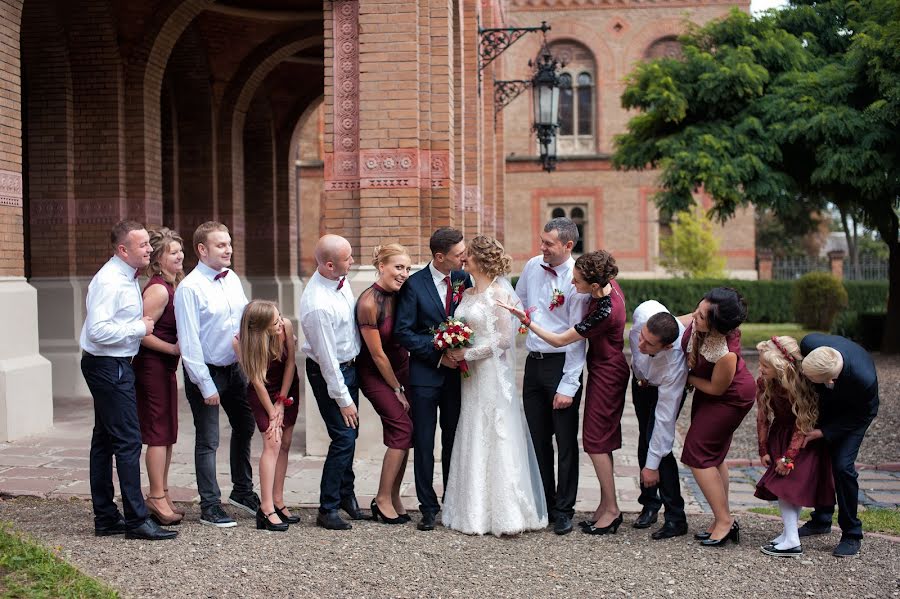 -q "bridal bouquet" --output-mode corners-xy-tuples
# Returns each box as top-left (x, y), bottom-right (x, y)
(432, 317), (474, 378)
